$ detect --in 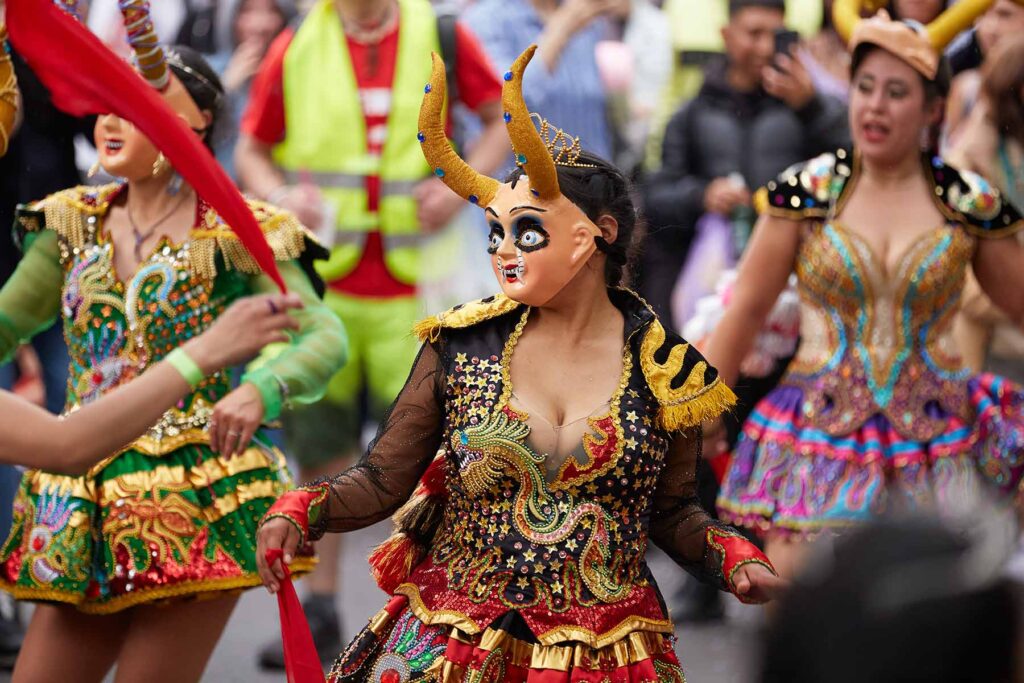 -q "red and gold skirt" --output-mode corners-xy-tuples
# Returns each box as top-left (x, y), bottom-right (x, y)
(329, 595), (687, 682)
